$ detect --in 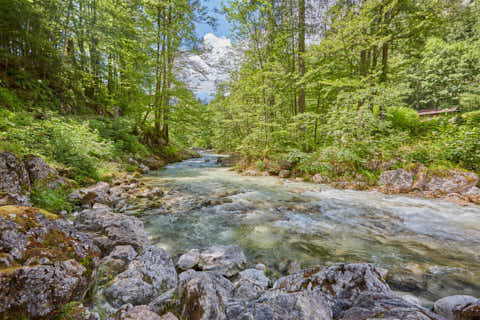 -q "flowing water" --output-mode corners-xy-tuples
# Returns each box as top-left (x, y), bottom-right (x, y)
(142, 152), (480, 302)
